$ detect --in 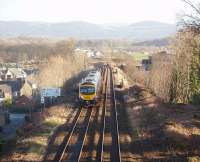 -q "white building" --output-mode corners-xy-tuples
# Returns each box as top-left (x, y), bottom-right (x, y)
(0, 68), (27, 81)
